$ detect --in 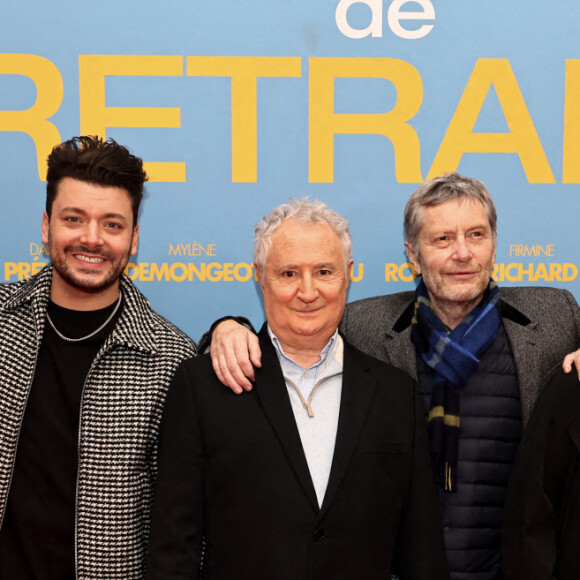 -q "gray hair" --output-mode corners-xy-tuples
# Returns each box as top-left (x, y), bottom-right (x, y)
(404, 172), (497, 253)
(254, 197), (352, 279)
